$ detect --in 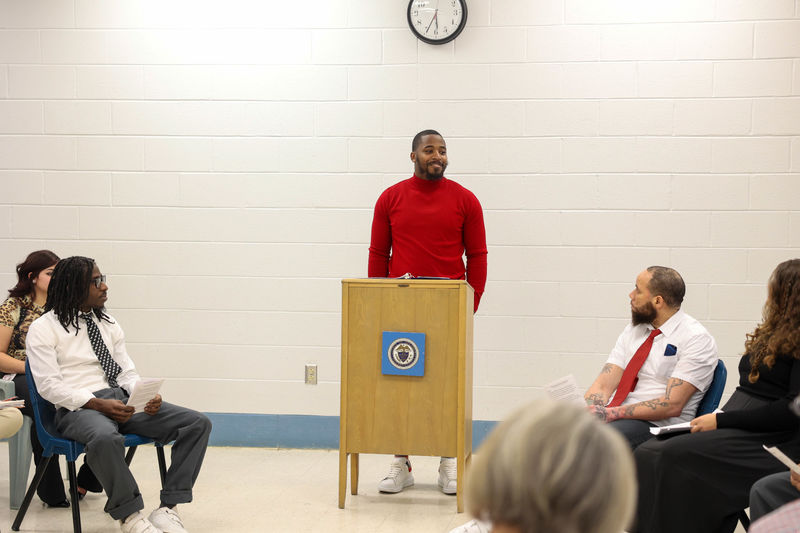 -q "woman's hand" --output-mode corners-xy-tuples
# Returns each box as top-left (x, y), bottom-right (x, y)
(790, 469), (800, 492)
(690, 413), (717, 433)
